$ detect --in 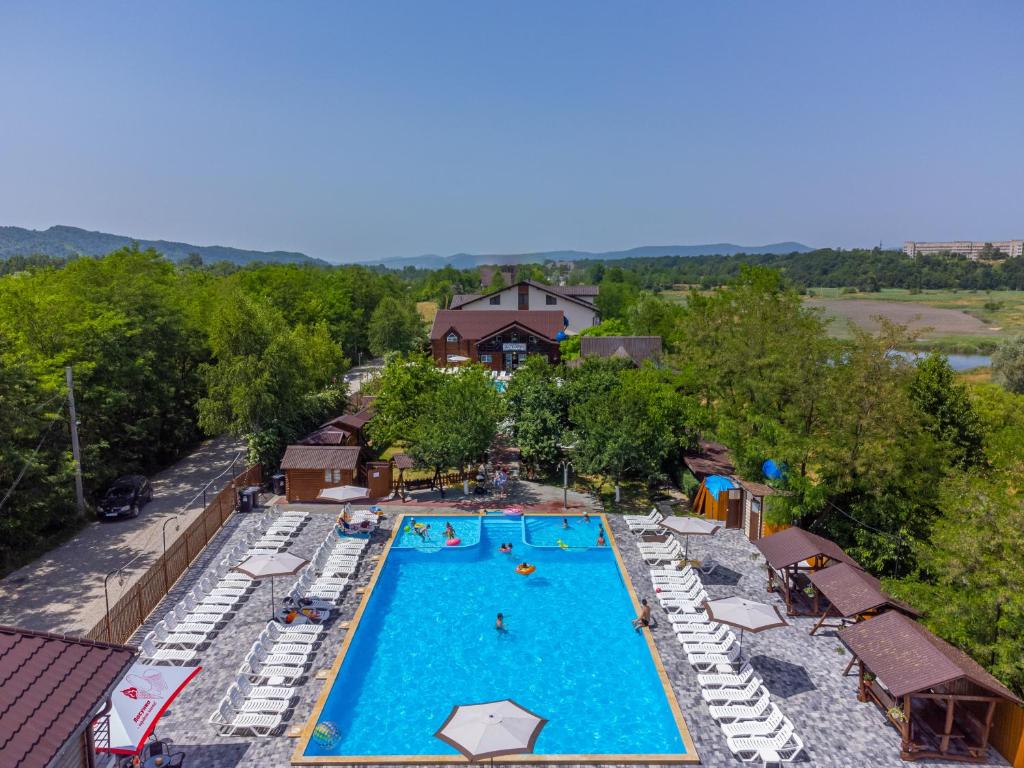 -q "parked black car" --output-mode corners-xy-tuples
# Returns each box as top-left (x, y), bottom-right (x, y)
(98, 475), (153, 520)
